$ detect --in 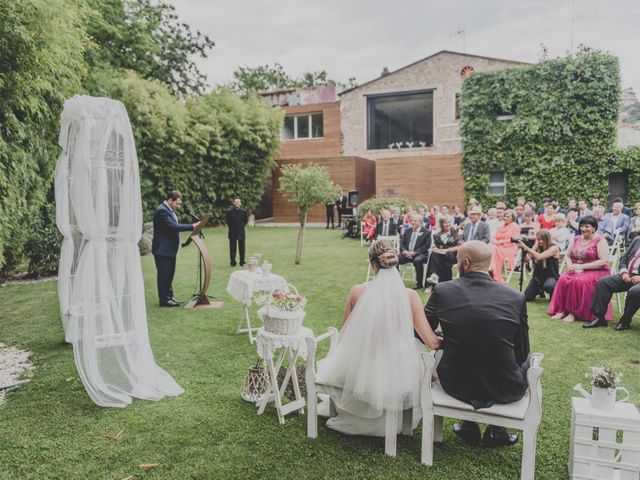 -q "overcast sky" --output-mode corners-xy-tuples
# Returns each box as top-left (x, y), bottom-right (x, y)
(169, 0), (640, 95)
